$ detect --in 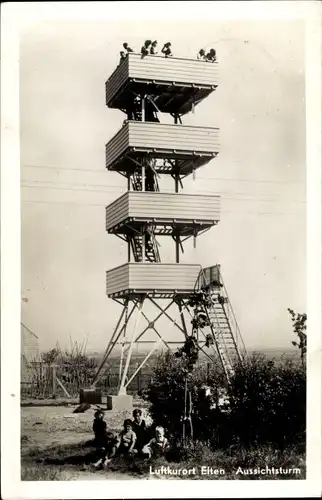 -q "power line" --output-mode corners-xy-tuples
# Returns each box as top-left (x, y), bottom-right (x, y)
(21, 178), (305, 199)
(20, 182), (306, 204)
(21, 182), (125, 193)
(22, 164), (304, 186)
(21, 199), (304, 216)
